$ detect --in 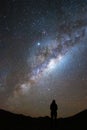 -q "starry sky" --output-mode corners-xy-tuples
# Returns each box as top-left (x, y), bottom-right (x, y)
(0, 0), (87, 118)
